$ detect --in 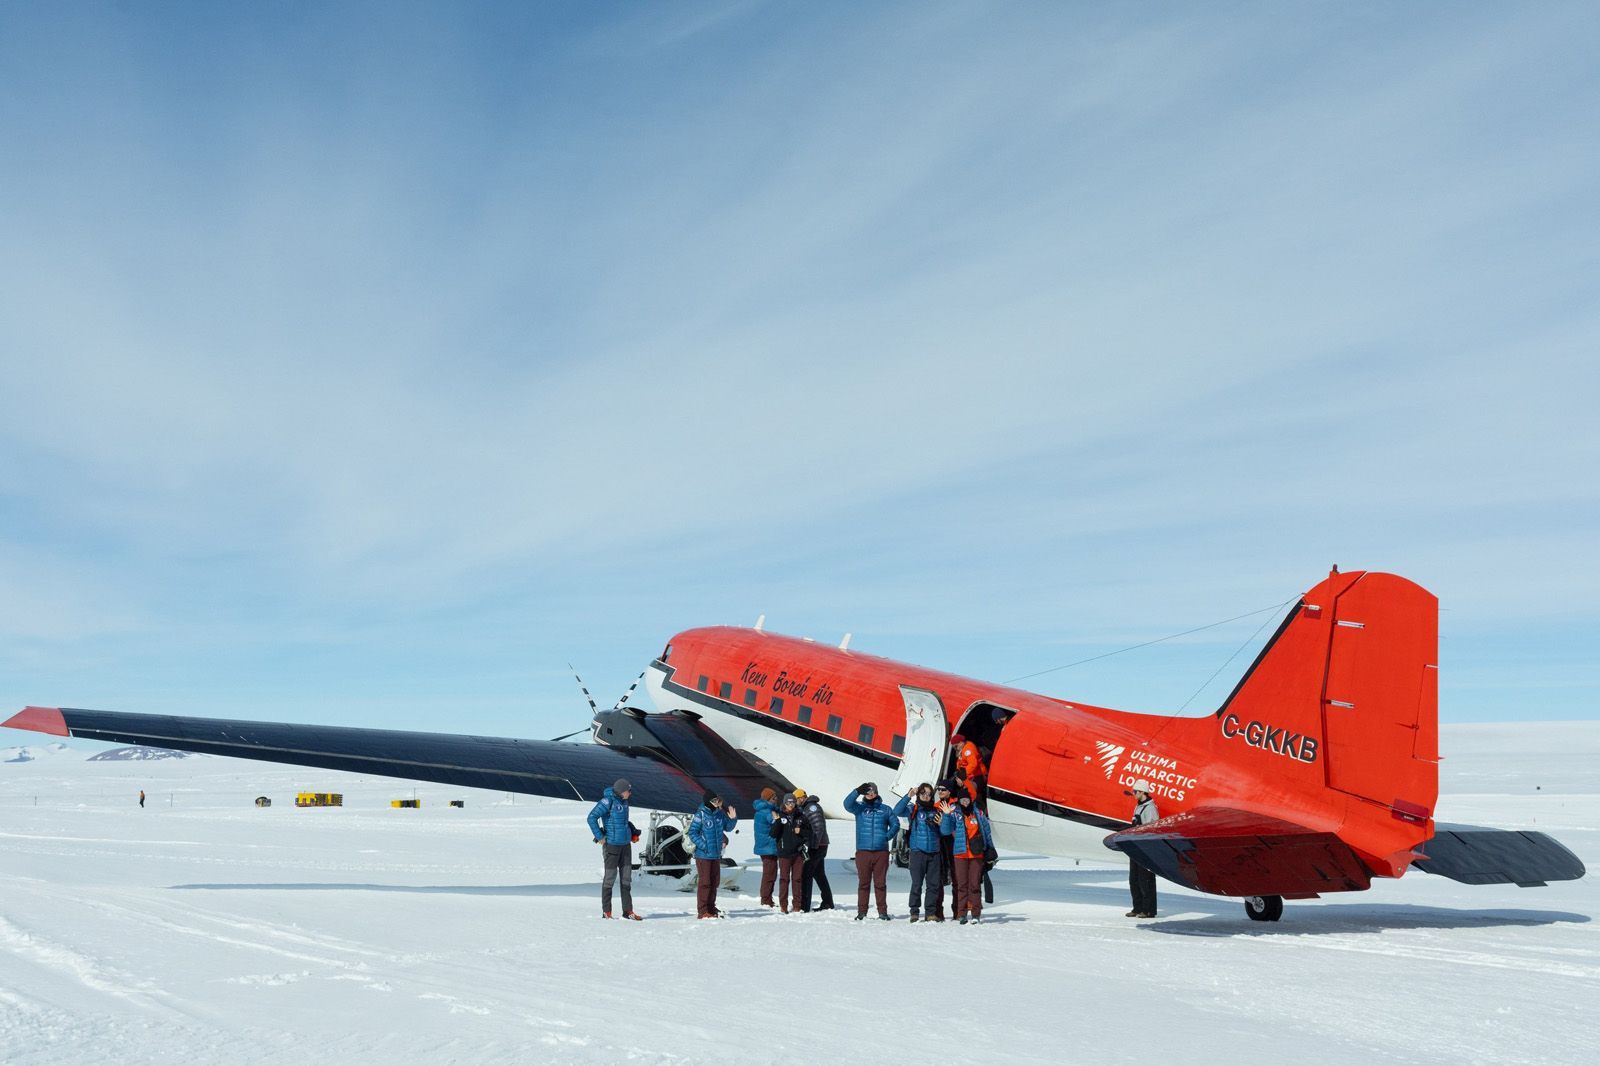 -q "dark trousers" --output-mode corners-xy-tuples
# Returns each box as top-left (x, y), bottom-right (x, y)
(696, 858), (723, 916)
(1129, 861), (1157, 915)
(954, 856), (985, 918)
(759, 855), (778, 905)
(908, 850), (943, 916)
(855, 849), (890, 915)
(801, 845), (833, 910)
(601, 843), (633, 913)
(777, 854), (804, 911)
